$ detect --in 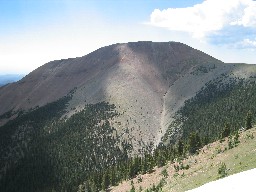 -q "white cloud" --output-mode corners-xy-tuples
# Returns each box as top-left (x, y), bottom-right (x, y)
(149, 0), (256, 39)
(236, 38), (256, 48)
